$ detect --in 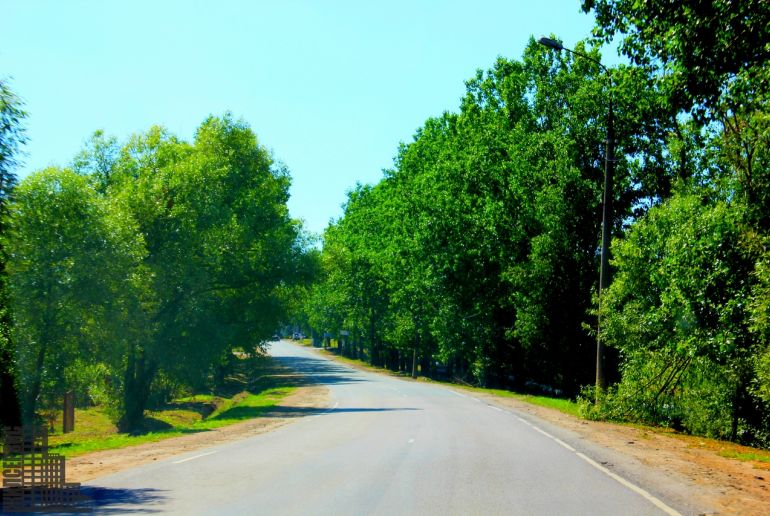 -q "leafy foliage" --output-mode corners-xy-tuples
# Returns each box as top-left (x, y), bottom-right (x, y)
(582, 0), (770, 114)
(7, 115), (311, 429)
(304, 39), (678, 394)
(0, 79), (26, 428)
